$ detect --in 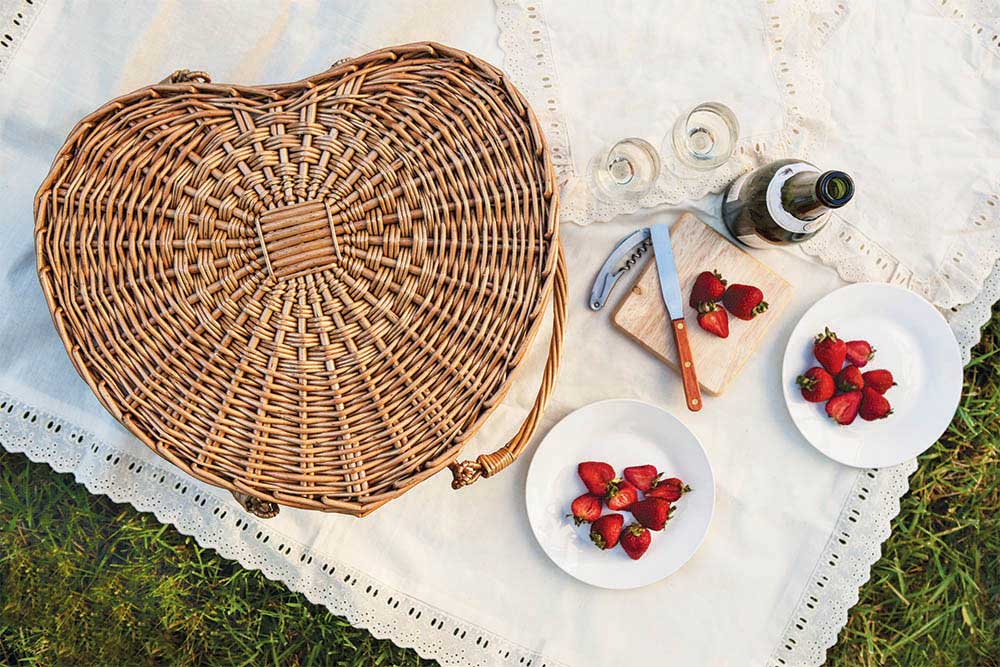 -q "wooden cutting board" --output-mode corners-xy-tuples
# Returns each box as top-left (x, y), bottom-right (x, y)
(613, 213), (792, 395)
